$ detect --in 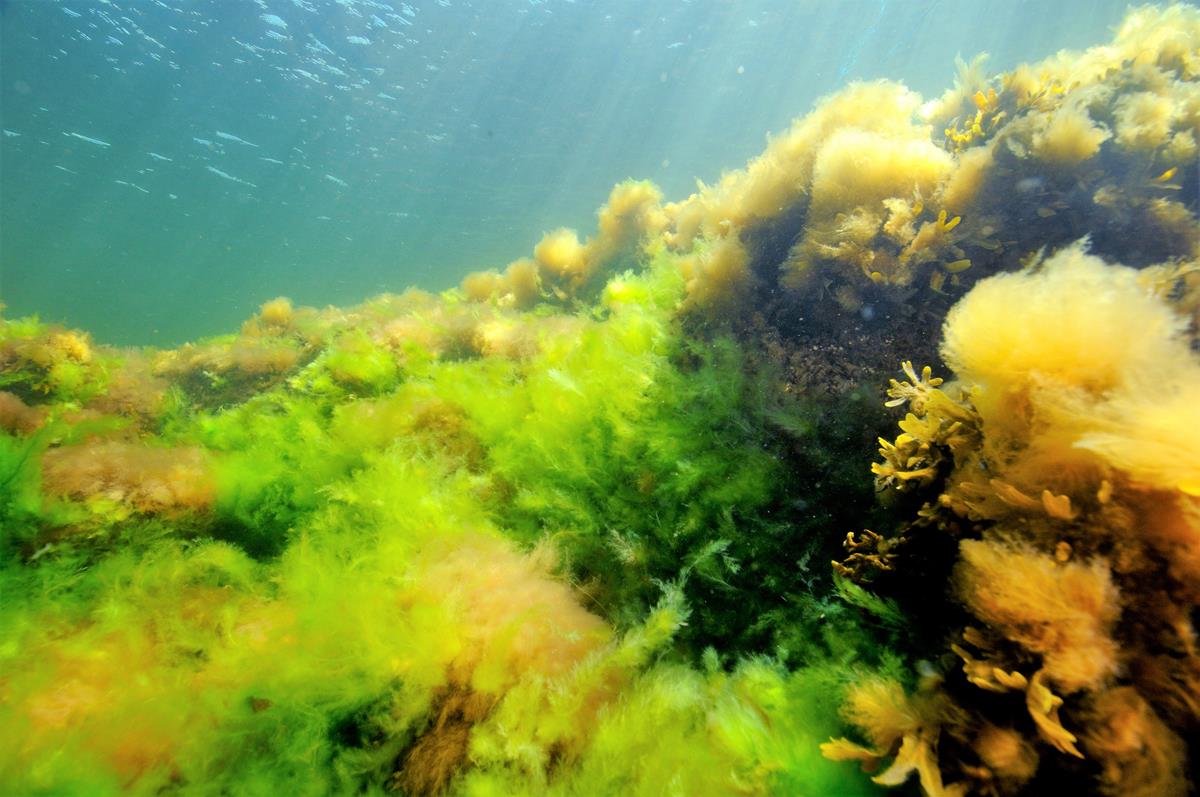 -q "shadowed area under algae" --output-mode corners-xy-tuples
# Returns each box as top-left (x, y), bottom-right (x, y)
(1, 4), (1199, 796)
